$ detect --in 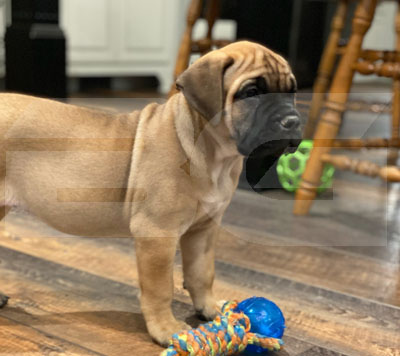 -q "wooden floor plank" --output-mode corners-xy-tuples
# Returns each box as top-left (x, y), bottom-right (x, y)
(0, 253), (163, 355)
(0, 246), (348, 356)
(0, 228), (399, 356)
(0, 313), (104, 355)
(223, 188), (389, 248)
(216, 225), (400, 306)
(3, 211), (399, 307)
(214, 260), (400, 356)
